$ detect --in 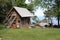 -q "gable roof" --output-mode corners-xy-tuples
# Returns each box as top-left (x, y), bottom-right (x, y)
(13, 6), (34, 17)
